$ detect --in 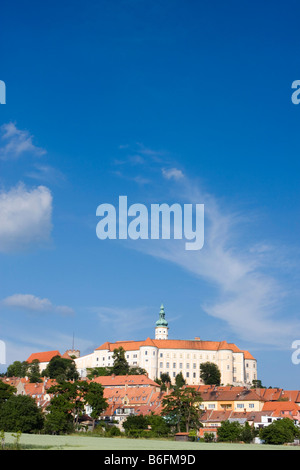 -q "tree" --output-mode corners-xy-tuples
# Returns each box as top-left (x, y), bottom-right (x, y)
(162, 387), (203, 433)
(128, 366), (147, 375)
(46, 380), (107, 434)
(259, 418), (300, 445)
(123, 414), (148, 435)
(175, 372), (186, 388)
(111, 347), (130, 376)
(83, 381), (108, 431)
(241, 421), (255, 443)
(86, 366), (112, 379)
(28, 359), (42, 383)
(0, 381), (16, 404)
(42, 355), (79, 382)
(217, 420), (243, 442)
(251, 379), (264, 389)
(6, 361), (29, 378)
(147, 413), (170, 437)
(200, 362), (221, 385)
(0, 395), (44, 433)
